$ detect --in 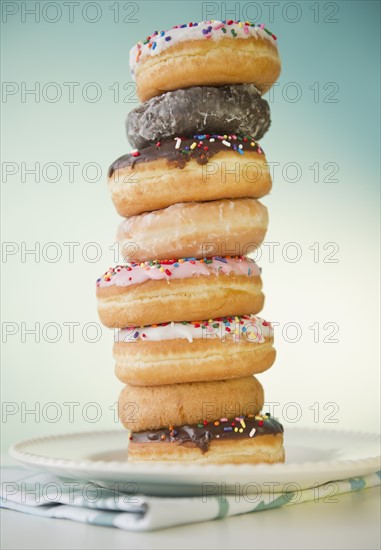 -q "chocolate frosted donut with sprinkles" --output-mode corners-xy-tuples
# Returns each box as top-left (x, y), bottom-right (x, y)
(126, 84), (271, 149)
(130, 20), (281, 101)
(108, 134), (271, 217)
(127, 413), (284, 463)
(96, 256), (265, 328)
